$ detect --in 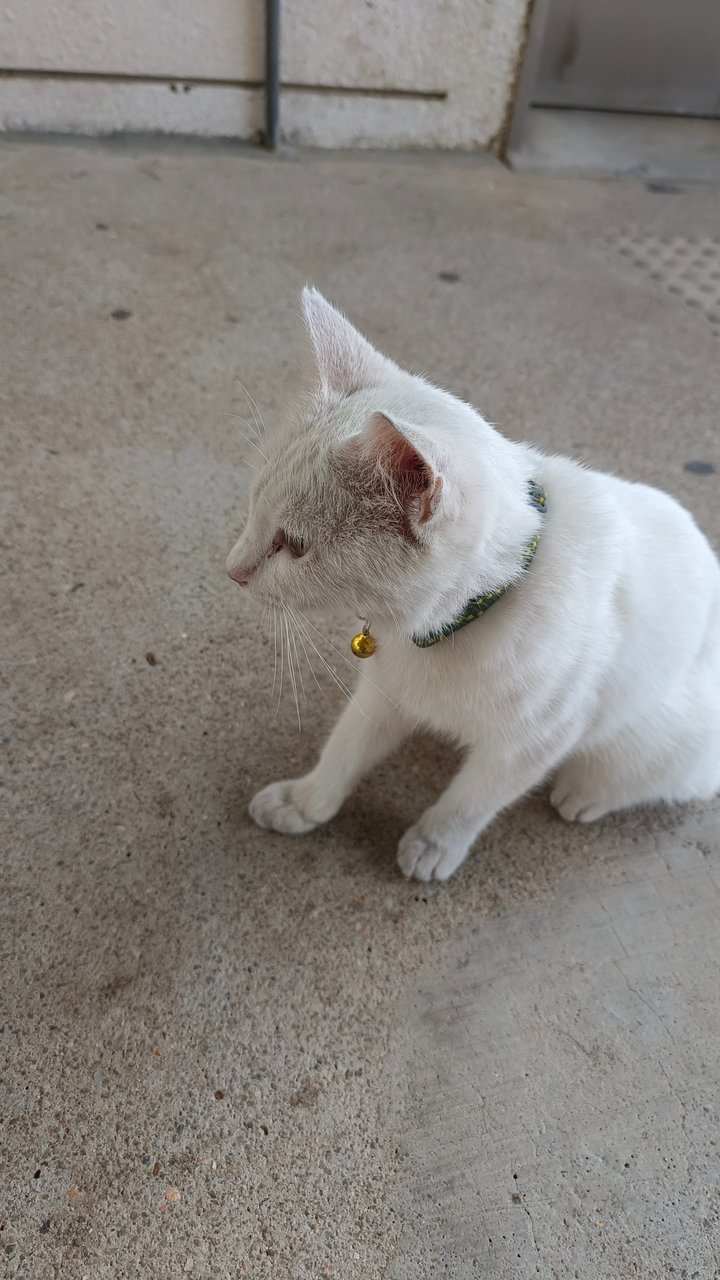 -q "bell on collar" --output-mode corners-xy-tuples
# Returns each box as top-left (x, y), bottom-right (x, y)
(351, 627), (377, 658)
